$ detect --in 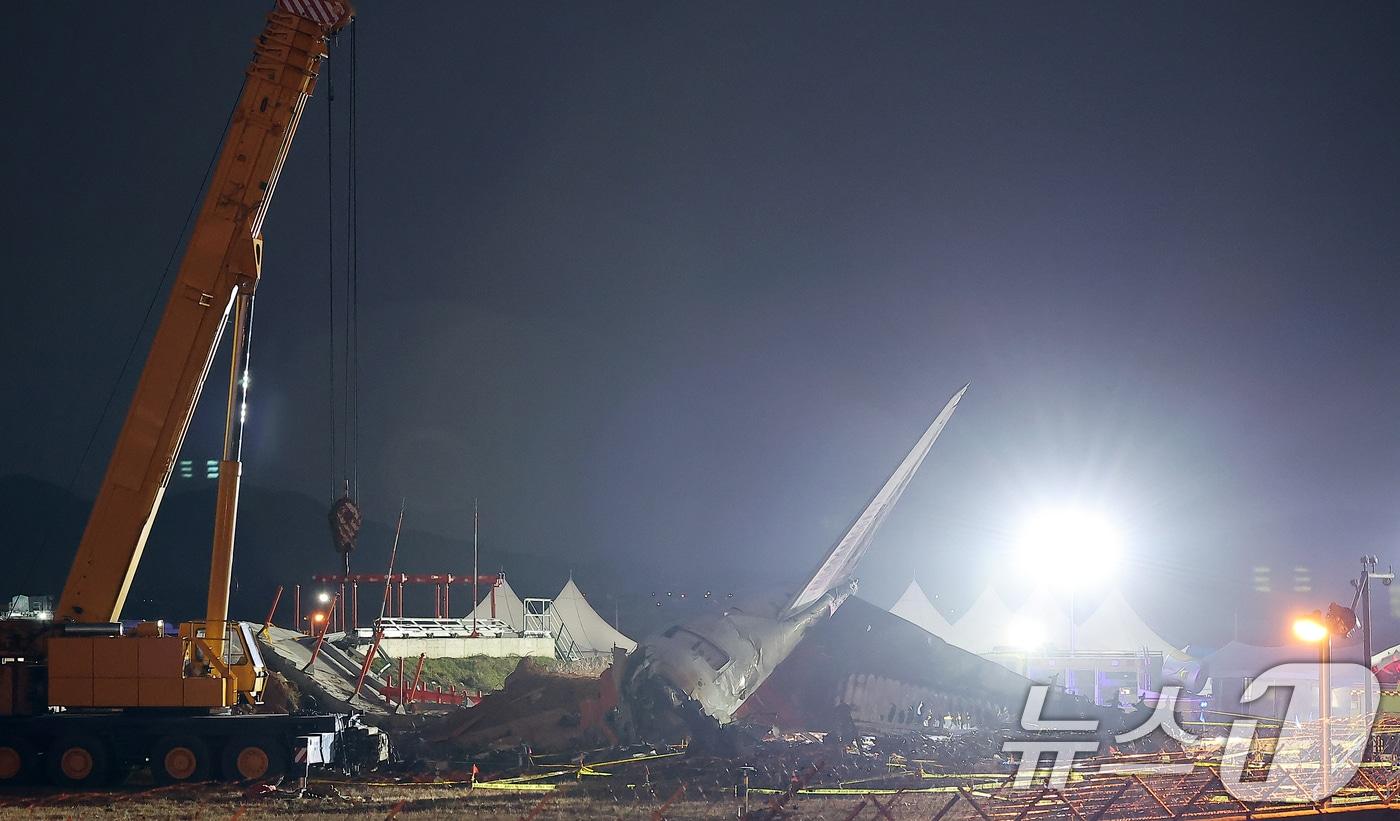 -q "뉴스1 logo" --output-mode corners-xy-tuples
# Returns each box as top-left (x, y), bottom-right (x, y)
(1003, 663), (1379, 803)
